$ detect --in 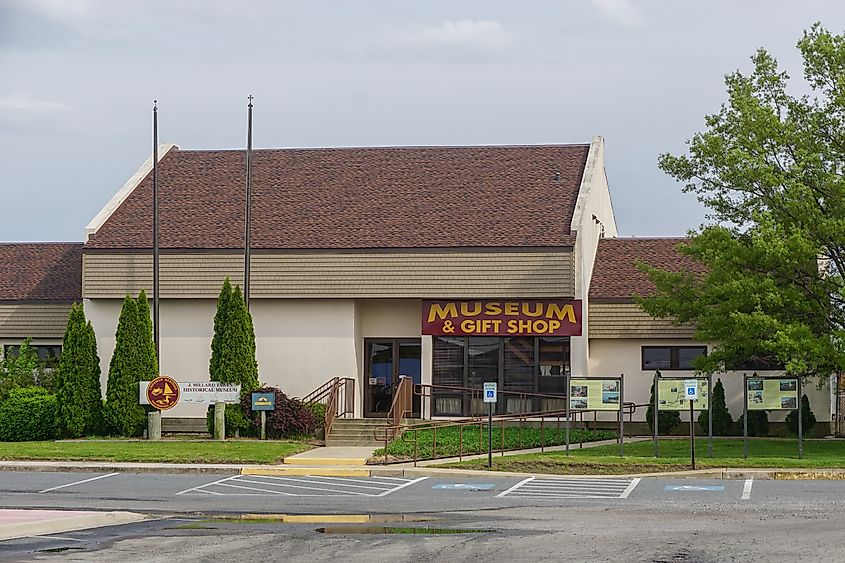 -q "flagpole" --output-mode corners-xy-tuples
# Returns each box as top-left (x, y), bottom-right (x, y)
(244, 95), (253, 310)
(152, 100), (160, 367)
